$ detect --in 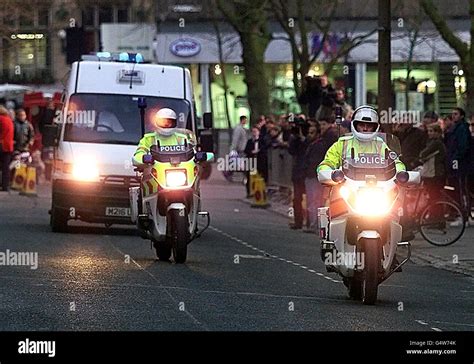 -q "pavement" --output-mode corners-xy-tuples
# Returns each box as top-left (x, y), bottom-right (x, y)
(0, 168), (473, 331)
(243, 185), (474, 277)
